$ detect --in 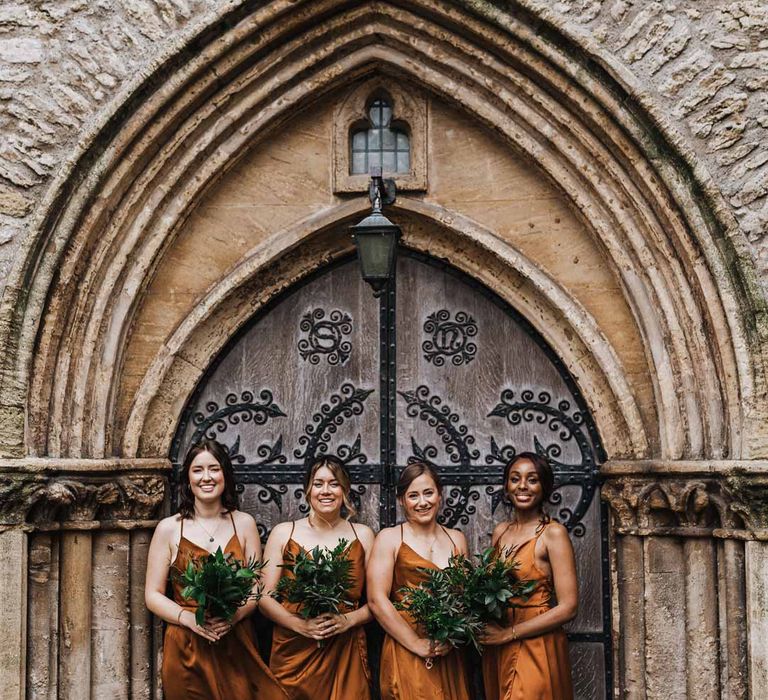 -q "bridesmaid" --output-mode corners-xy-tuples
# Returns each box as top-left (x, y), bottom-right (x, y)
(481, 452), (577, 699)
(368, 461), (472, 700)
(260, 455), (375, 700)
(145, 438), (287, 700)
